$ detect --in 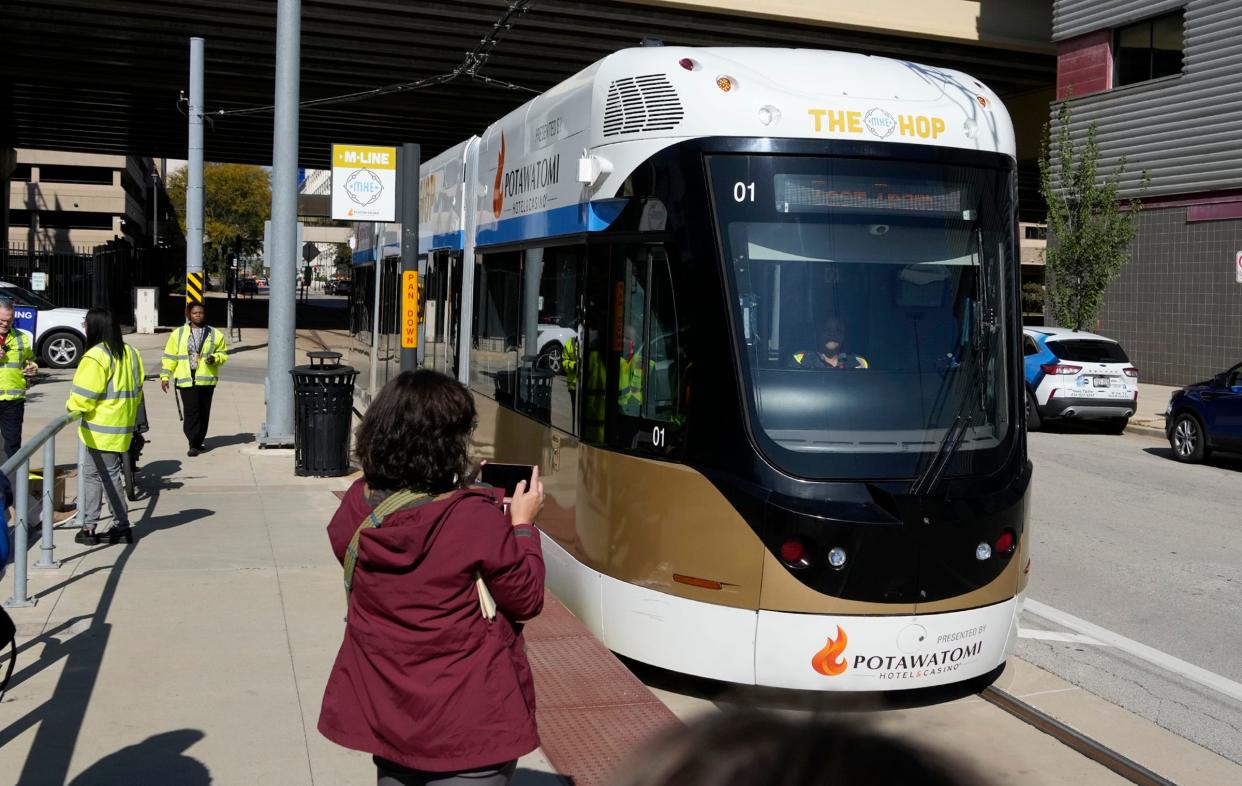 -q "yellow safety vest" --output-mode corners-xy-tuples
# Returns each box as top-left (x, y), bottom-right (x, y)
(0, 328), (35, 402)
(618, 353), (652, 416)
(581, 349), (607, 442)
(563, 337), (579, 392)
(161, 324), (228, 388)
(67, 343), (145, 452)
